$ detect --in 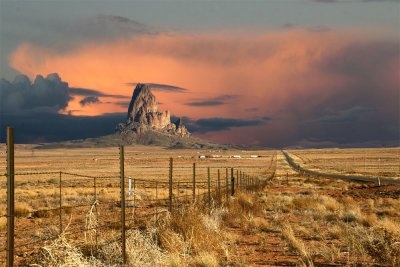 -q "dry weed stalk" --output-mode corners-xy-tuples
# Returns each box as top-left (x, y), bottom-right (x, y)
(84, 200), (99, 247)
(38, 216), (102, 267)
(281, 223), (314, 267)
